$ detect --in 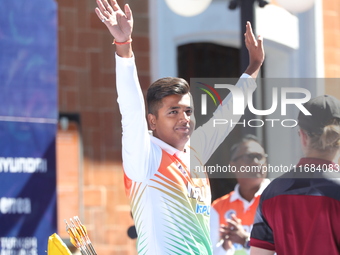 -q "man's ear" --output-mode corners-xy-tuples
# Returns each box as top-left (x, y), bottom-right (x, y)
(147, 113), (157, 130)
